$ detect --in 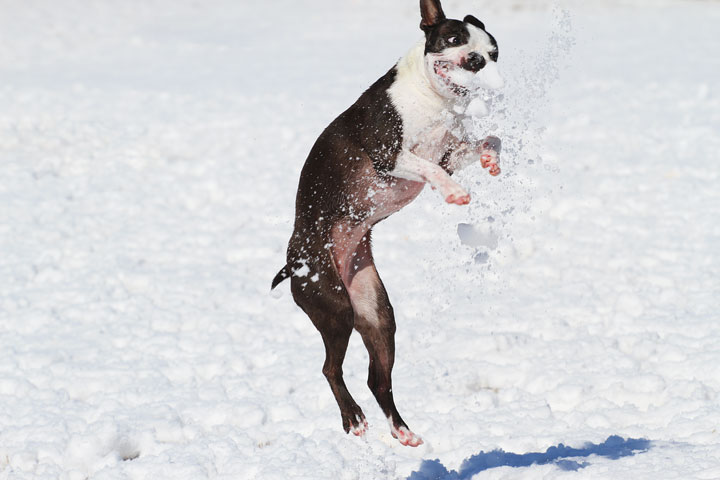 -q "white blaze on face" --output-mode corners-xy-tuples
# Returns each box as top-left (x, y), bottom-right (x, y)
(466, 24), (496, 57)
